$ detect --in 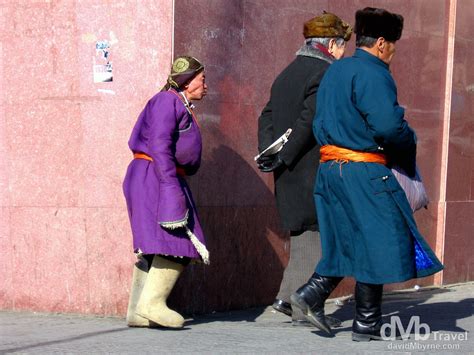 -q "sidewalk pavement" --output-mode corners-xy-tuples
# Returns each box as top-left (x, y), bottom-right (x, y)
(1, 283), (473, 354)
